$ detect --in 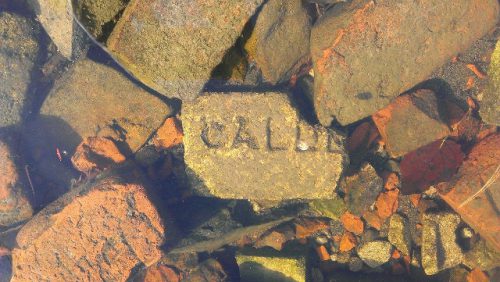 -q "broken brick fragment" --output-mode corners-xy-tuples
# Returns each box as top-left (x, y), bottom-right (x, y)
(340, 212), (364, 235)
(372, 90), (451, 157)
(383, 172), (399, 191)
(71, 137), (126, 175)
(295, 218), (330, 239)
(153, 117), (183, 150)
(362, 210), (383, 231)
(466, 268), (490, 282)
(375, 189), (399, 220)
(339, 231), (357, 252)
